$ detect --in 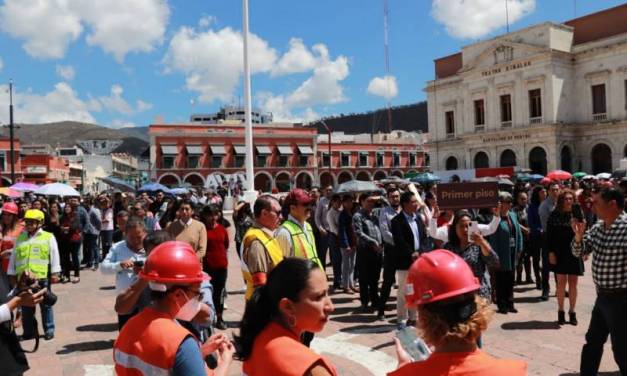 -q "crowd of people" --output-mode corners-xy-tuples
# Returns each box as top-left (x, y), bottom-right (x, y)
(1, 174), (626, 375)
